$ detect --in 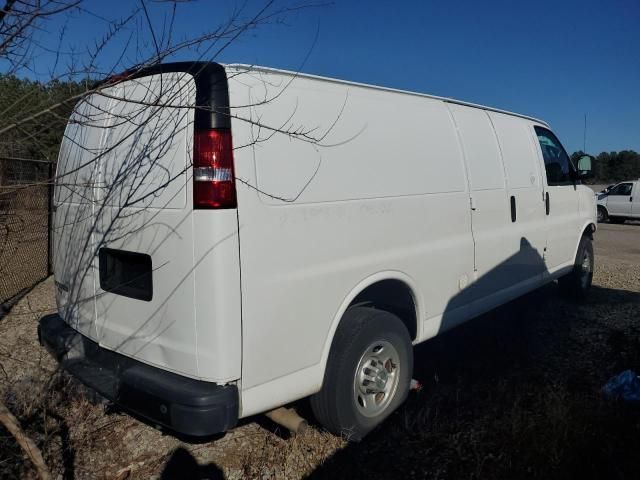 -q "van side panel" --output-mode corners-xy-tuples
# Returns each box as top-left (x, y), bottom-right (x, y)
(250, 86), (467, 204)
(227, 68), (475, 416)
